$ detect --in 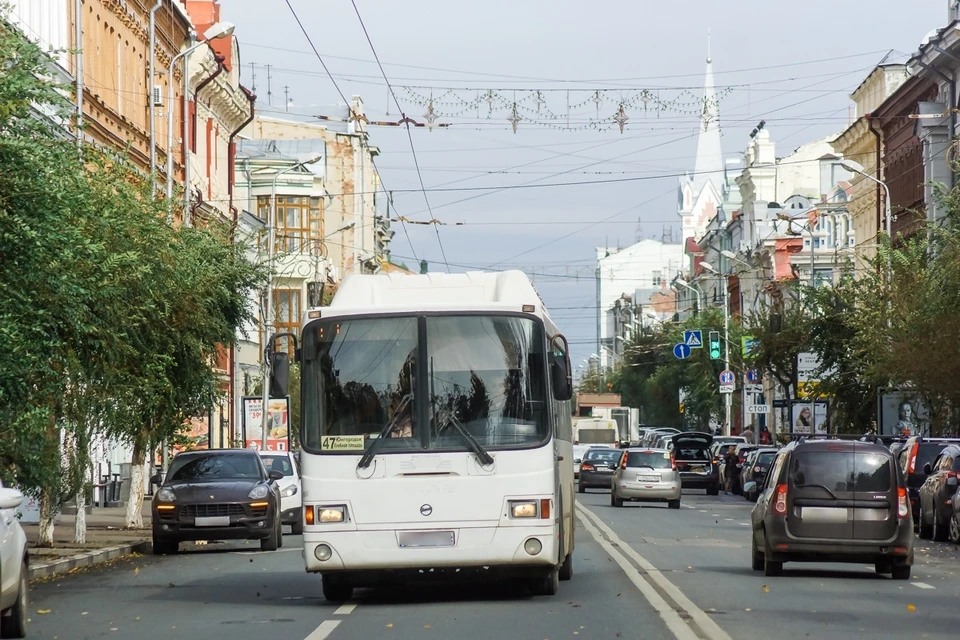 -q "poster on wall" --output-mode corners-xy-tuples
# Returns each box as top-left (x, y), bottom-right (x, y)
(242, 396), (290, 451)
(791, 401), (828, 435)
(881, 392), (929, 437)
